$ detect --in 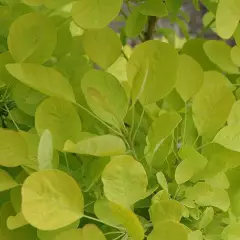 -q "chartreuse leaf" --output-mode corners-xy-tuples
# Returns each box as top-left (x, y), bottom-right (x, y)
(138, 0), (168, 17)
(205, 172), (230, 190)
(37, 220), (80, 240)
(109, 202), (144, 240)
(102, 155), (148, 207)
(22, 170), (84, 230)
(148, 112), (181, 153)
(81, 70), (128, 128)
(0, 128), (28, 167)
(149, 199), (184, 225)
(216, 0), (240, 39)
(43, 0), (73, 8)
(148, 221), (189, 240)
(8, 12), (57, 63)
(64, 135), (126, 157)
(222, 223), (240, 240)
(6, 63), (76, 103)
(7, 212), (28, 230)
(175, 54), (204, 102)
(186, 182), (230, 211)
(198, 207), (214, 229)
(156, 172), (168, 192)
(71, 0), (123, 29)
(125, 7), (147, 38)
(203, 40), (239, 74)
(83, 27), (122, 69)
(228, 100), (240, 125)
(213, 124), (240, 152)
(37, 129), (53, 170)
(127, 40), (179, 104)
(231, 45), (240, 66)
(35, 97), (82, 150)
(22, 0), (43, 6)
(0, 169), (18, 191)
(175, 145), (208, 184)
(54, 229), (82, 240)
(188, 230), (203, 240)
(192, 71), (235, 139)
